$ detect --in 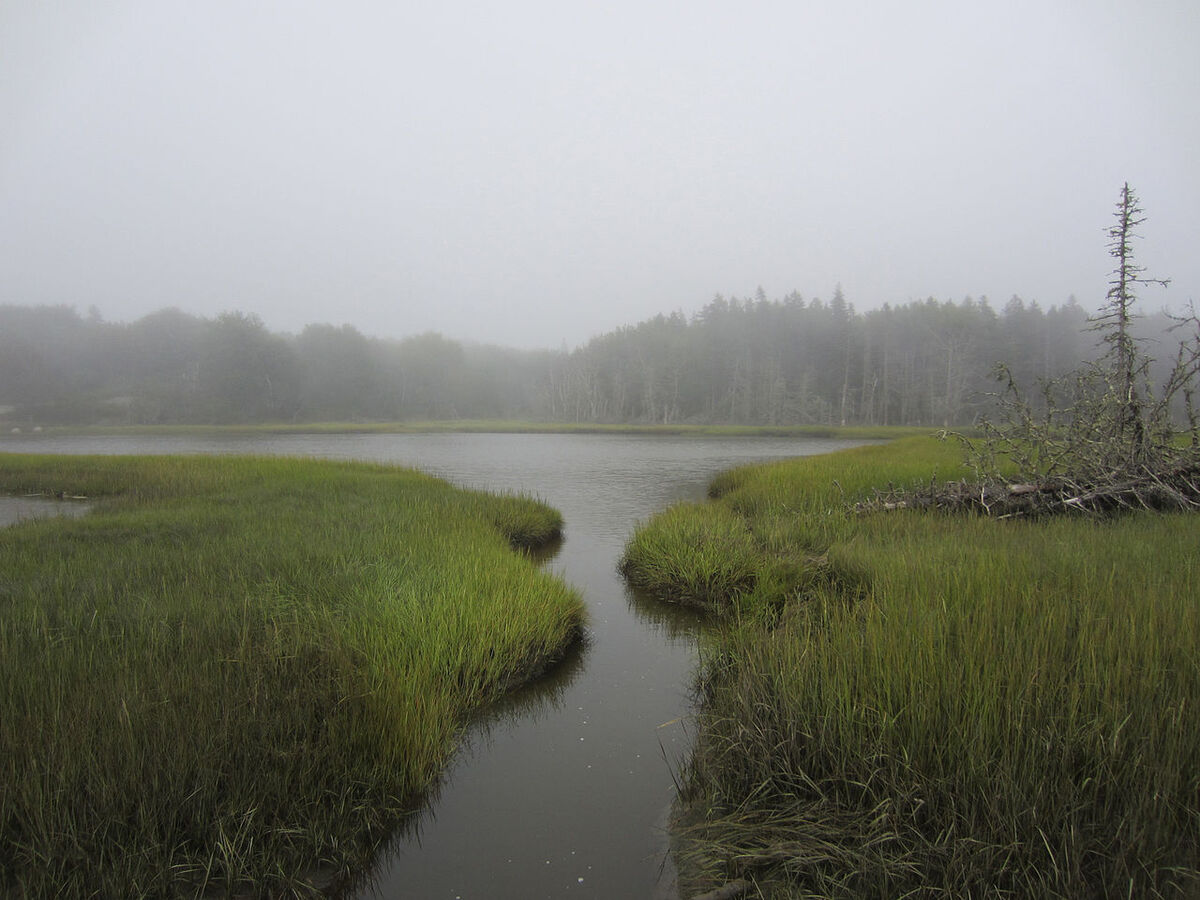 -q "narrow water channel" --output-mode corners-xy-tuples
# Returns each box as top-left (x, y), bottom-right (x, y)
(0, 431), (868, 898)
